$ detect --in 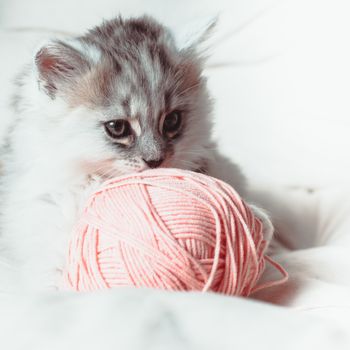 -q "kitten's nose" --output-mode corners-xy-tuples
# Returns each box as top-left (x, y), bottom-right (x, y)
(143, 158), (164, 169)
